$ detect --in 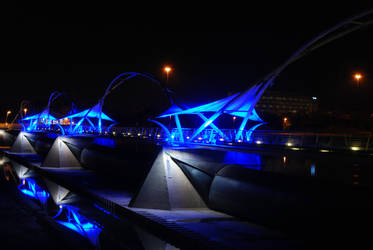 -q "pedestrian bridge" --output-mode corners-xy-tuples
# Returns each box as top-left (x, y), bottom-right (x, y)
(2, 11), (373, 248)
